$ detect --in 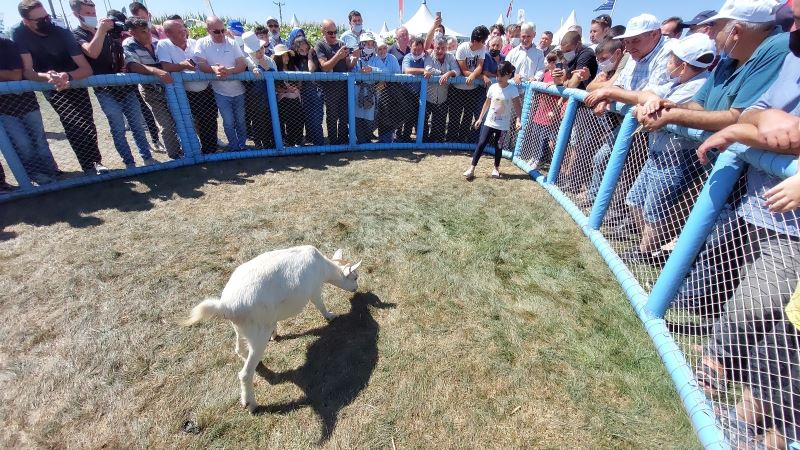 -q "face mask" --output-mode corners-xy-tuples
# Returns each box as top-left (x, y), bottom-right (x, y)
(352, 24), (362, 34)
(489, 49), (501, 57)
(146, 20), (152, 28)
(510, 37), (520, 46)
(668, 64), (682, 82)
(363, 47), (375, 56)
(719, 28), (737, 60)
(597, 58), (615, 73)
(563, 50), (576, 63)
(36, 17), (55, 34)
(411, 52), (424, 61)
(81, 15), (98, 28)
(790, 29), (800, 57)
(434, 32), (443, 41)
